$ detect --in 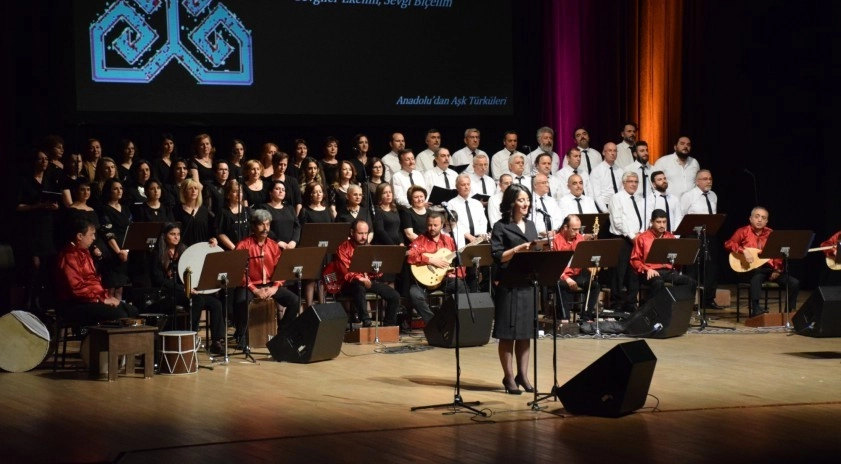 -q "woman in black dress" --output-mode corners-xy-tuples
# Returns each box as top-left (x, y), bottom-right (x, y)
(151, 133), (176, 185)
(298, 157), (326, 196)
(286, 138), (308, 181)
(399, 185), (429, 243)
(298, 181), (334, 306)
(123, 159), (152, 207)
(335, 185), (372, 242)
(163, 158), (189, 210)
(173, 179), (217, 247)
(216, 180), (250, 250)
(349, 134), (369, 184)
(491, 184), (538, 395)
(243, 159), (268, 208)
(228, 139), (245, 181)
(99, 178), (132, 300)
(329, 160), (358, 217)
(321, 136), (340, 186)
(134, 179), (174, 223)
(188, 133), (215, 184)
(372, 183), (403, 246)
(116, 138), (137, 182)
(257, 142), (278, 180)
(59, 180), (106, 264)
(258, 180), (300, 249)
(91, 157), (118, 209)
(59, 152), (86, 208)
(266, 152), (303, 216)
